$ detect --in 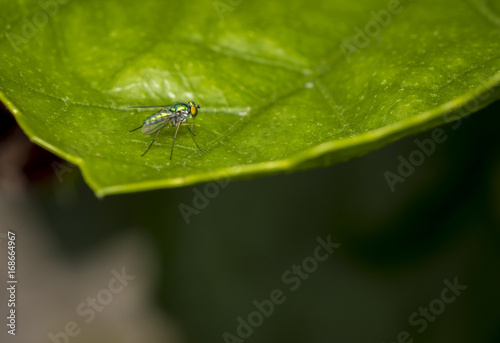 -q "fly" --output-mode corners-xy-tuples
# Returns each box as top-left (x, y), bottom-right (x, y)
(129, 101), (202, 160)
